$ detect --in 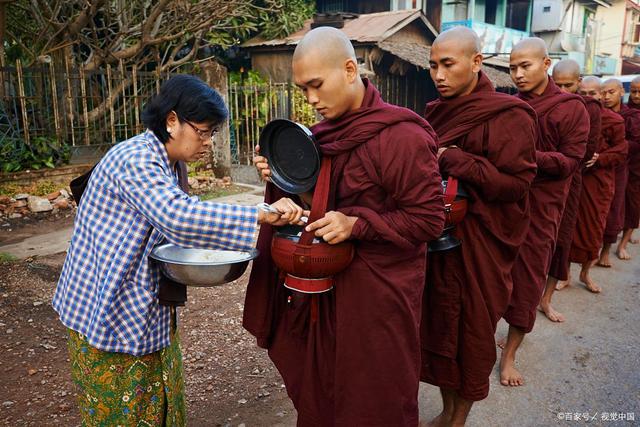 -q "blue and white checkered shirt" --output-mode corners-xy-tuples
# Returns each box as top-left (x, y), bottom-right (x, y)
(53, 130), (259, 355)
